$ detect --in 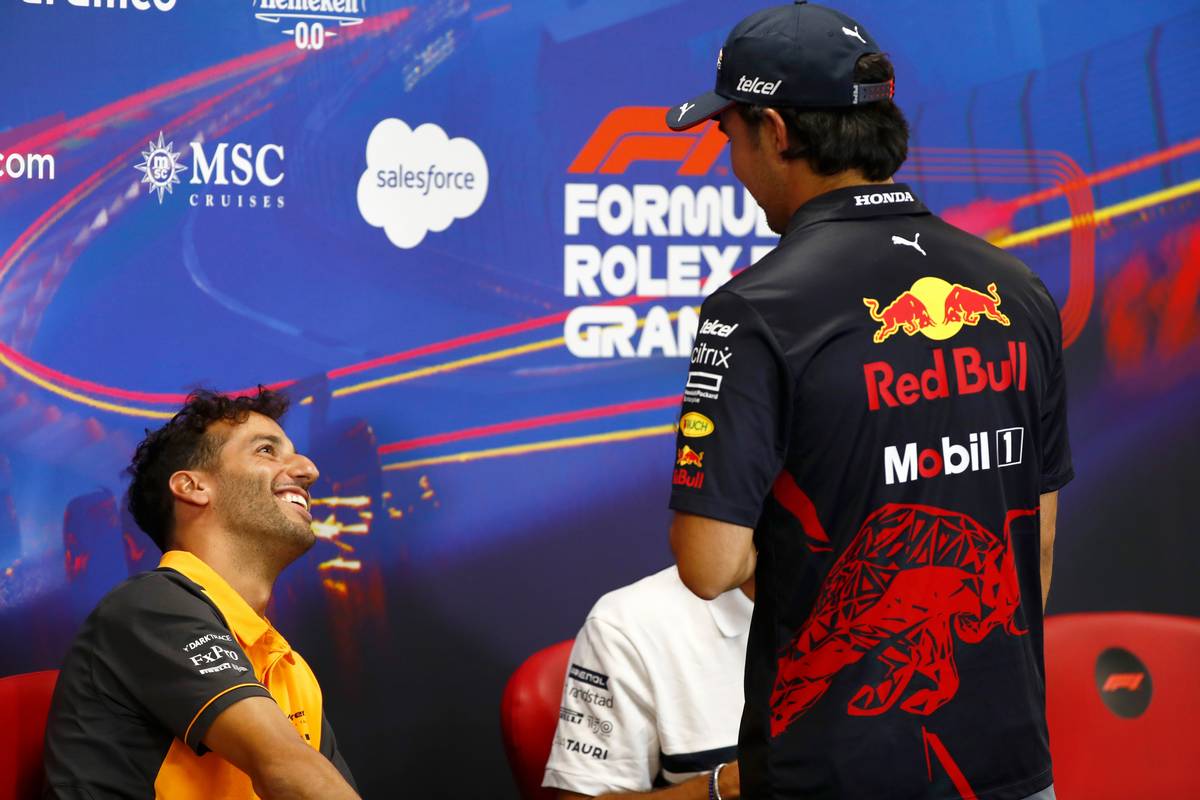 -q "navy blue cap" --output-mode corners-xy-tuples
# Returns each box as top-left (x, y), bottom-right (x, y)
(668, 1), (893, 131)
